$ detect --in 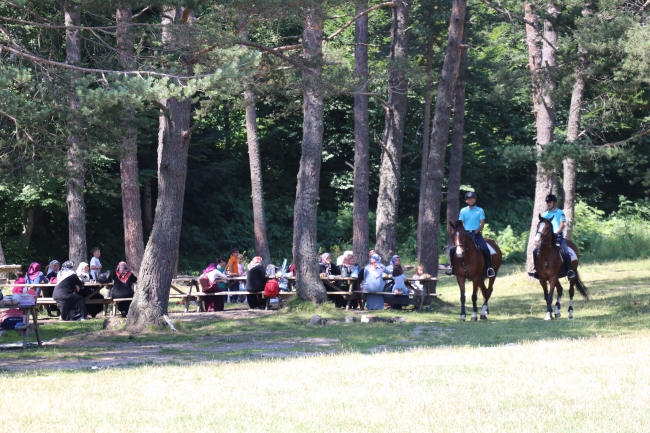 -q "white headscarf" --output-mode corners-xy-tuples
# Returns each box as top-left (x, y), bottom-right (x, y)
(46, 260), (59, 275)
(76, 262), (90, 282)
(57, 260), (76, 282)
